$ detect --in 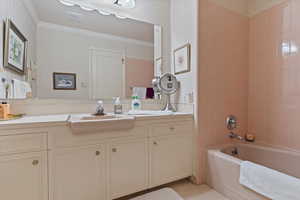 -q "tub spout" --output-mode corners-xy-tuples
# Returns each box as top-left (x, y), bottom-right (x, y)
(228, 132), (244, 141)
